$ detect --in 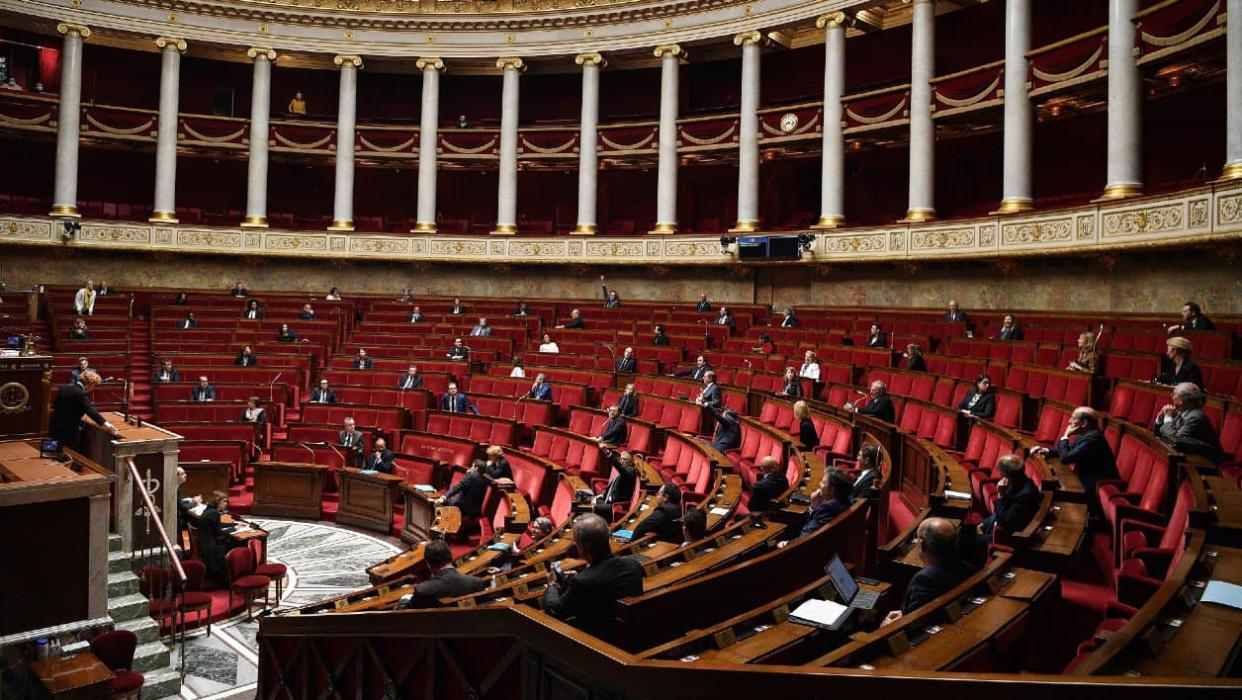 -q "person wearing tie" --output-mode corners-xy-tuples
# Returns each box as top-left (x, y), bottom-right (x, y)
(715, 307), (735, 329)
(299, 303), (316, 320)
(241, 396), (266, 425)
(798, 350), (820, 381)
(181, 312), (198, 330)
(408, 306), (424, 323)
(673, 355), (711, 380)
(155, 359), (180, 384)
(234, 345), (258, 367)
(450, 298), (468, 315)
(513, 300), (531, 317)
(600, 276), (621, 308)
(866, 323), (887, 348)
(96, 281), (113, 296)
(849, 444), (883, 500)
(338, 418), (366, 467)
(441, 384), (477, 414)
(311, 379), (337, 404)
(364, 438), (395, 473)
(779, 307), (799, 328)
(470, 318), (492, 337)
(694, 372), (721, 410)
(70, 357), (90, 383)
(243, 299), (263, 319)
(594, 448), (639, 518)
(352, 349), (373, 369)
(617, 384), (639, 418)
(191, 376), (216, 402)
(525, 374), (553, 402)
(695, 294), (711, 312)
(398, 365), (423, 390)
(446, 338), (469, 361)
(556, 309), (584, 329)
(615, 346), (637, 373)
(946, 300), (968, 323)
(594, 406), (628, 446)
